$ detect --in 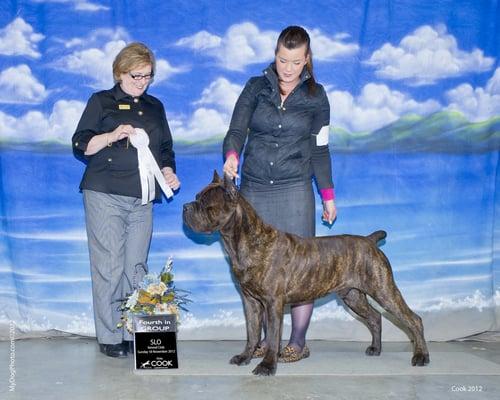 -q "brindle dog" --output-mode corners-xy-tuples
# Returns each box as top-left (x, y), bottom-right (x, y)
(183, 171), (430, 376)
